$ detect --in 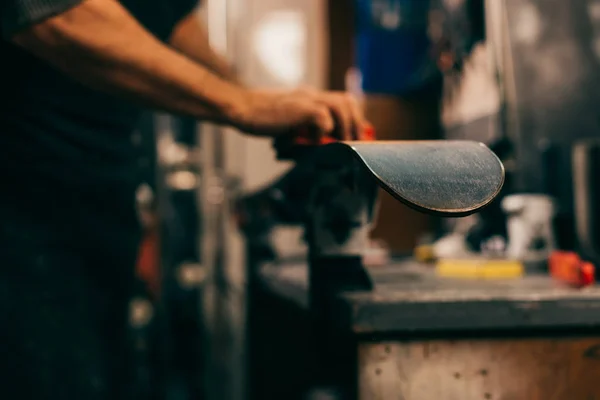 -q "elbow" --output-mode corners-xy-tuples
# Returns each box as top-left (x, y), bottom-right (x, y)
(11, 0), (123, 68)
(11, 1), (85, 51)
